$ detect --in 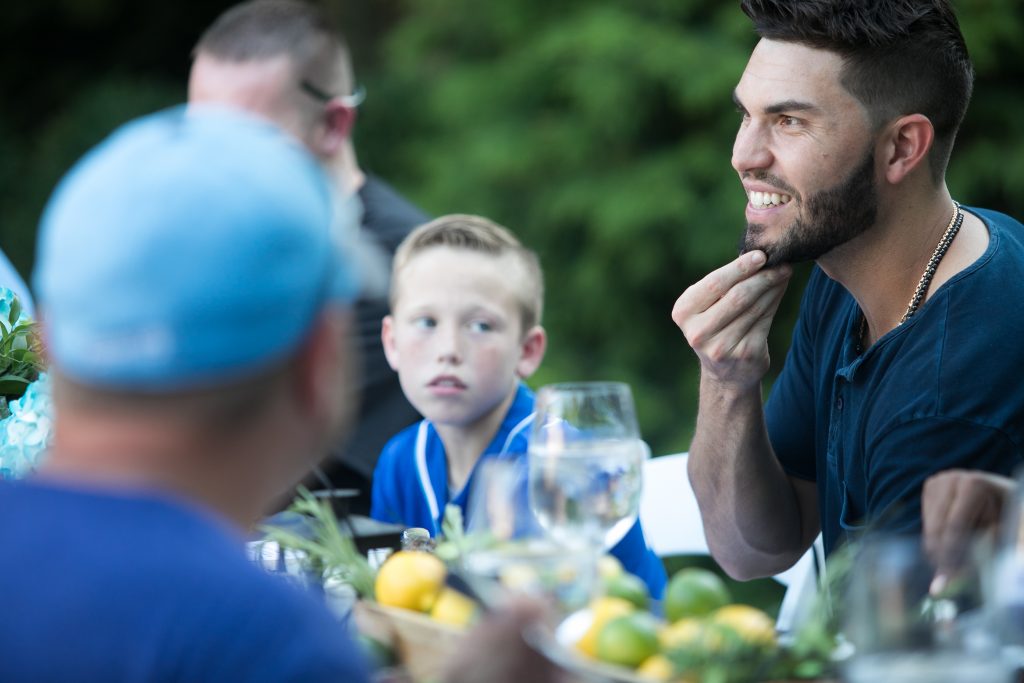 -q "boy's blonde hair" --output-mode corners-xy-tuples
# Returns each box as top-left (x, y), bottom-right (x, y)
(390, 214), (544, 331)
